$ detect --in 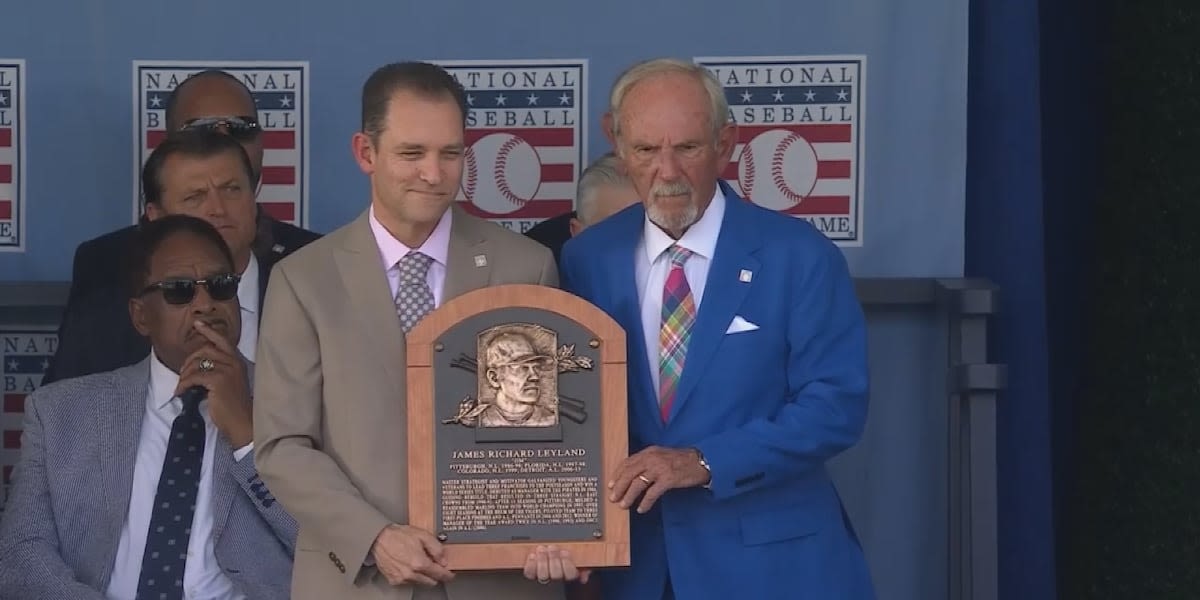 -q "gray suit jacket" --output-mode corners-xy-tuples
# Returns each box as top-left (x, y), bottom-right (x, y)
(254, 207), (564, 600)
(0, 358), (297, 599)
